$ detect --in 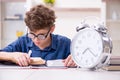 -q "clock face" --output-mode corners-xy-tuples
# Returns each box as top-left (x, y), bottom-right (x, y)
(71, 28), (103, 68)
